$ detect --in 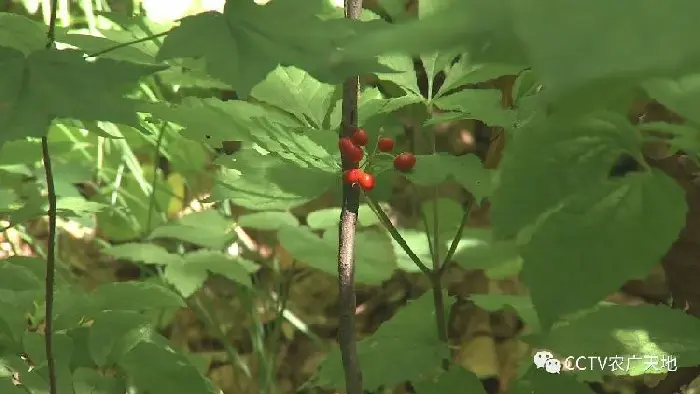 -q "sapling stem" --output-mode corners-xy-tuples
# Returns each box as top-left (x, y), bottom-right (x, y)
(335, 0), (365, 392)
(42, 1), (60, 393)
